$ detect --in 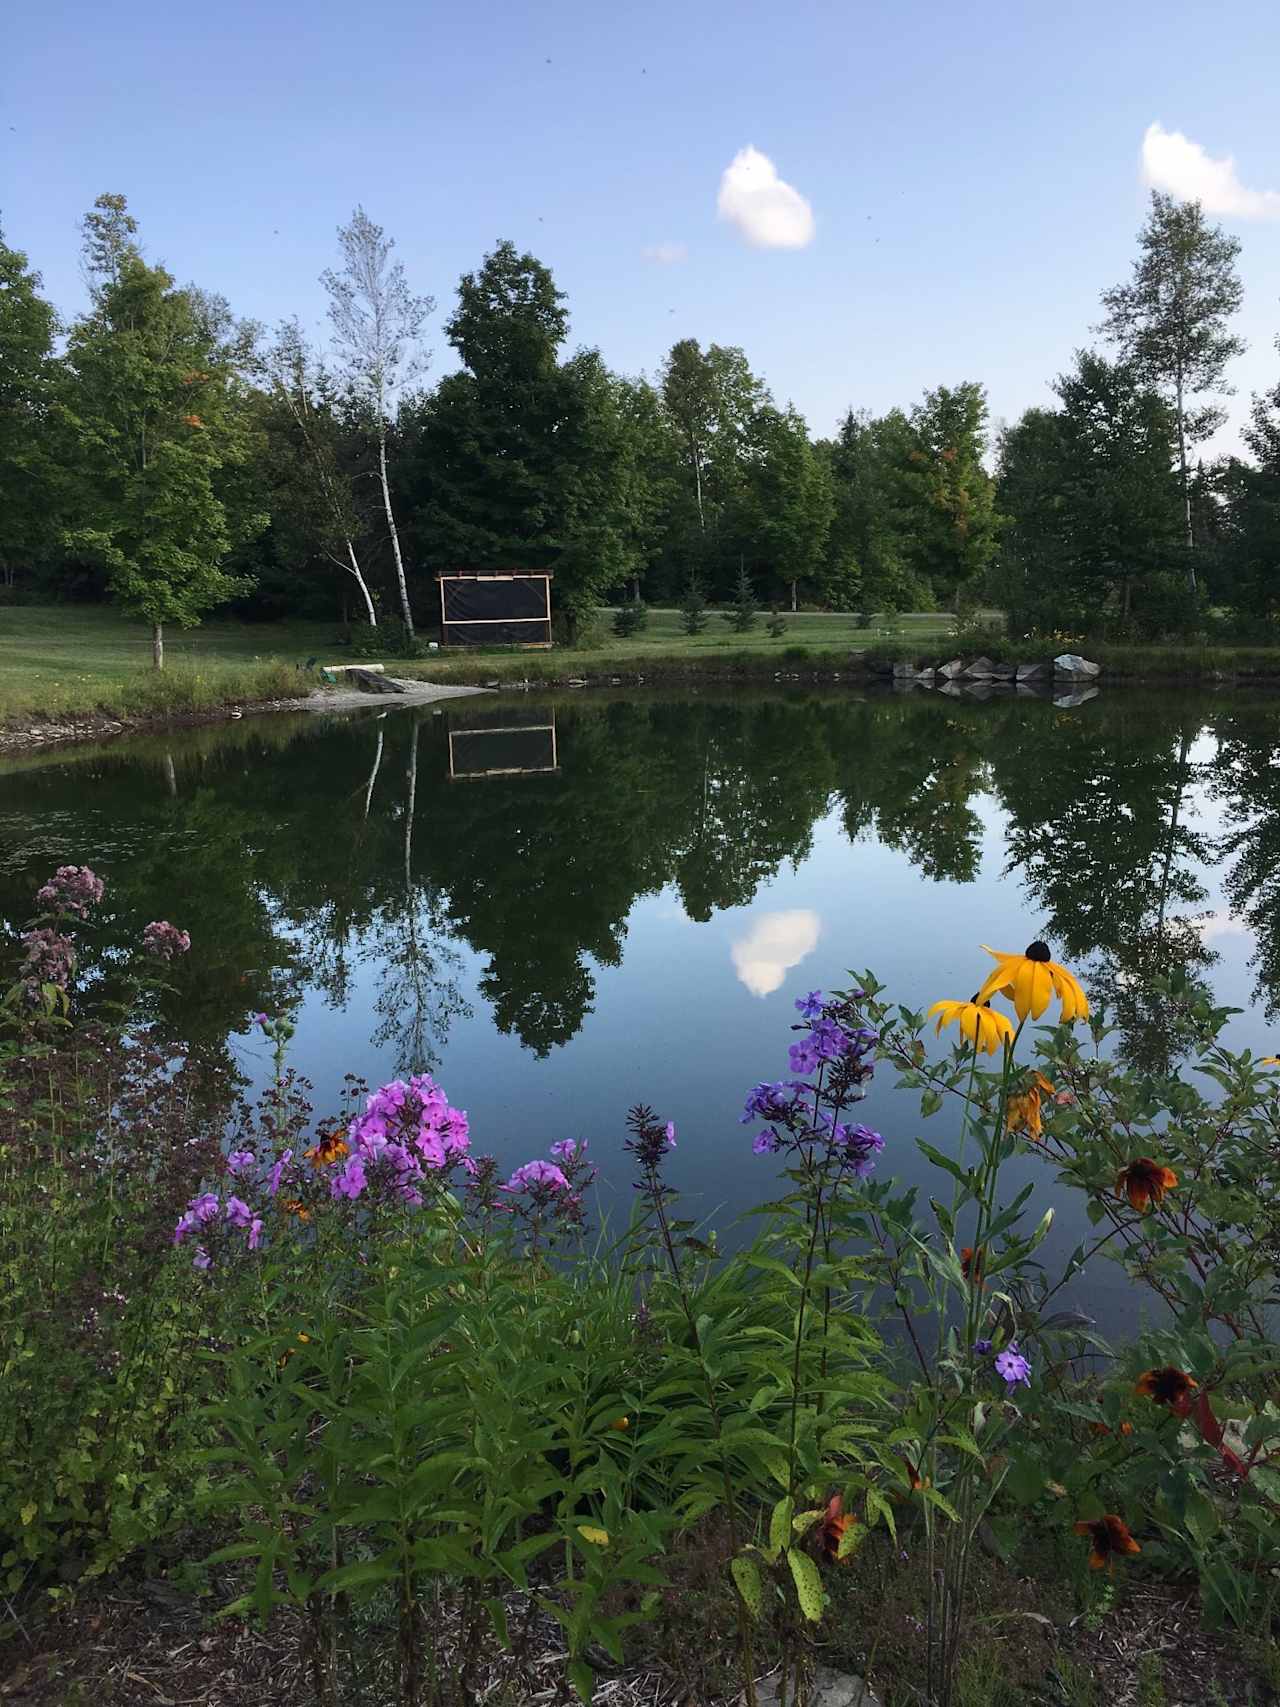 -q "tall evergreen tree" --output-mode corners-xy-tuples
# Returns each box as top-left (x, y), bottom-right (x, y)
(997, 351), (1184, 634)
(1221, 336), (1280, 618)
(897, 381), (1001, 602)
(407, 242), (629, 630)
(1100, 191), (1245, 579)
